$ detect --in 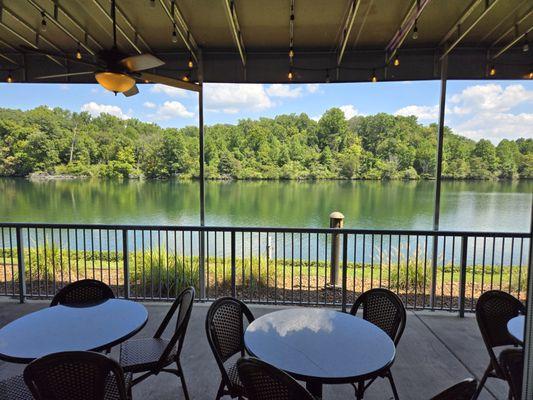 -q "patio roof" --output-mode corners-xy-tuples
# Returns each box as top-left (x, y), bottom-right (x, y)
(0, 0), (531, 84)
